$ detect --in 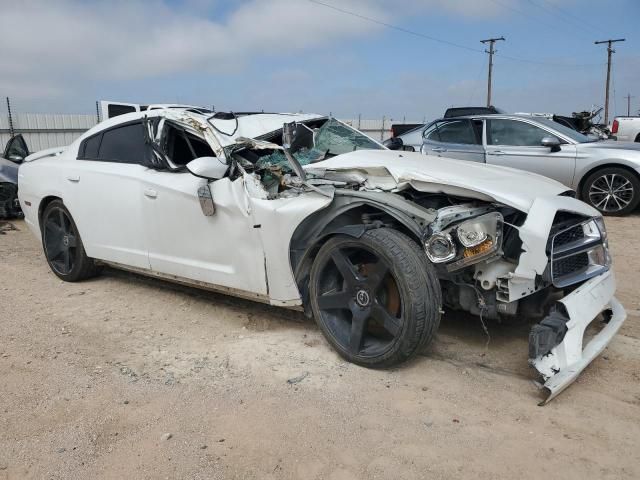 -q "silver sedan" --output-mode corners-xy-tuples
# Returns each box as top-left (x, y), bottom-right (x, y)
(417, 114), (640, 215)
